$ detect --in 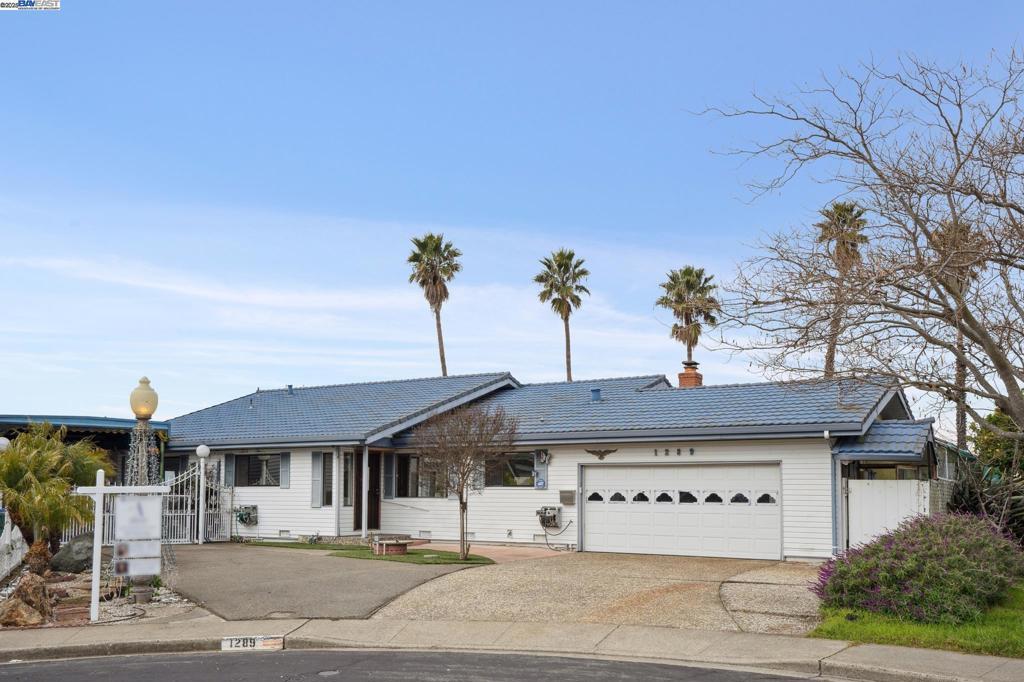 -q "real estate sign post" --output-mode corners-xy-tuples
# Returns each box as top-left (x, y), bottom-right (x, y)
(77, 470), (169, 622)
